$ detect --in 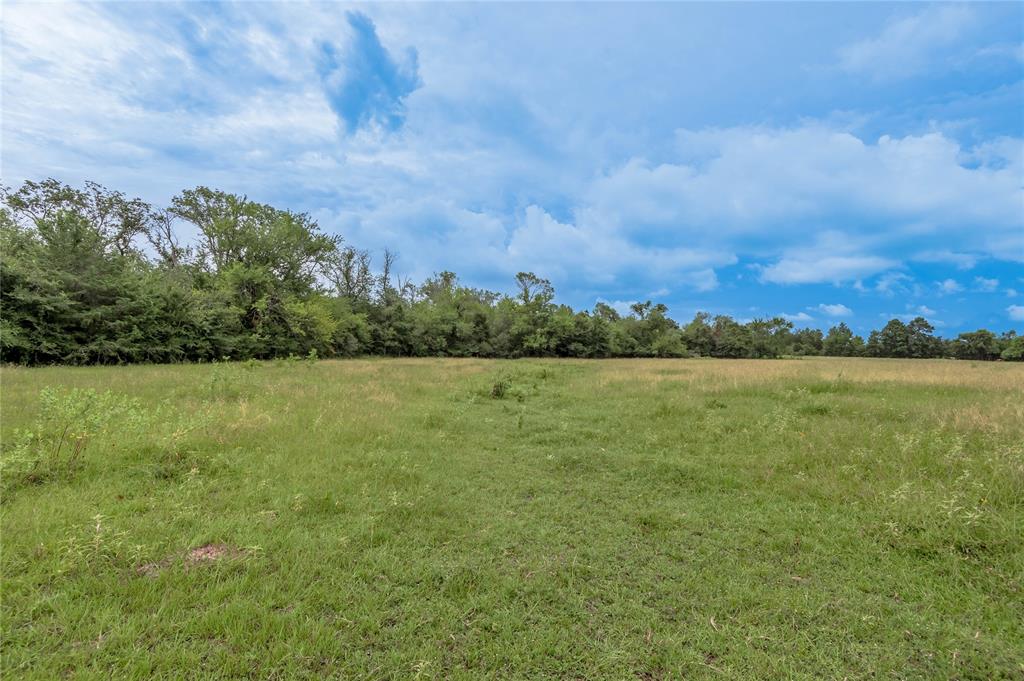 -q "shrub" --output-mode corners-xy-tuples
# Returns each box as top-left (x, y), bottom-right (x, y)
(490, 376), (511, 399)
(1, 387), (140, 496)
